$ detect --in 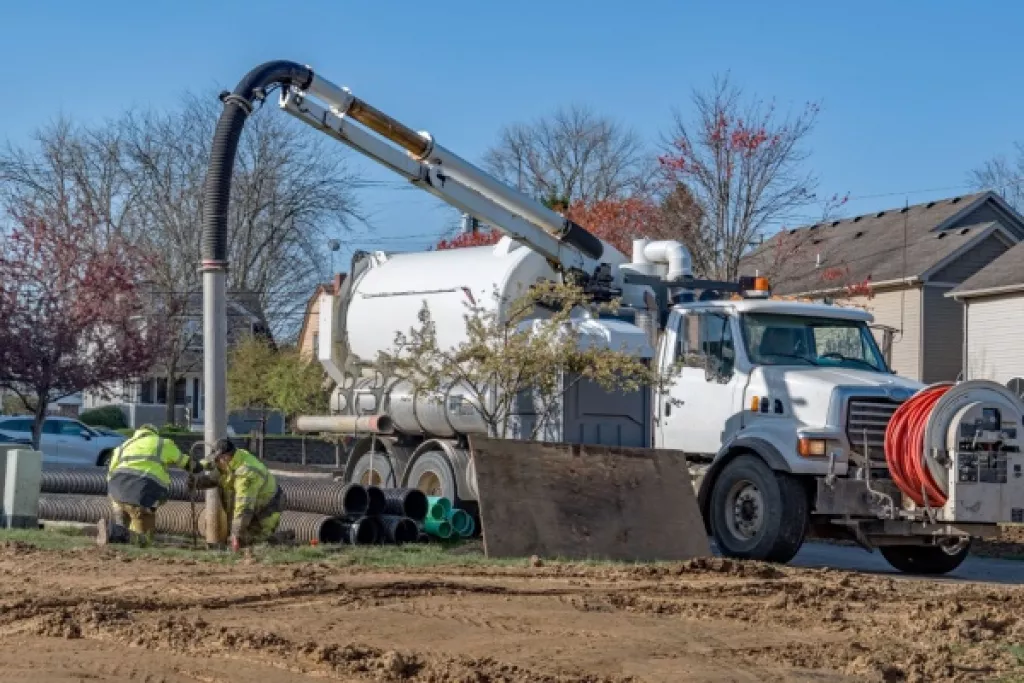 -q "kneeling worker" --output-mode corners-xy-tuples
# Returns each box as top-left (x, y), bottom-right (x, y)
(193, 439), (291, 551)
(99, 424), (203, 547)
